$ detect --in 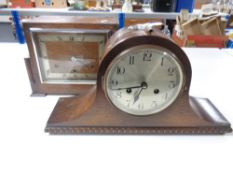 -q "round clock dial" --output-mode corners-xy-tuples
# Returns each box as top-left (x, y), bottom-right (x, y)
(104, 45), (184, 116)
